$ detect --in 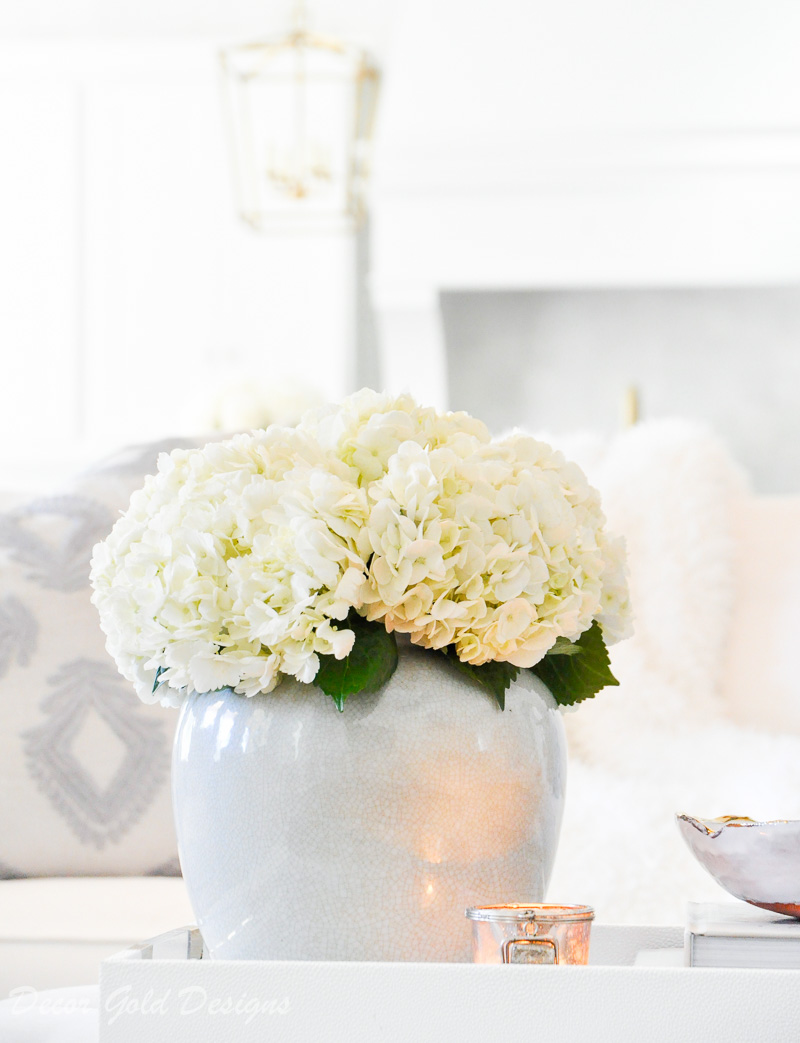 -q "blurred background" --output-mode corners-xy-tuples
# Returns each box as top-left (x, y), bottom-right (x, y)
(2, 0), (799, 491)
